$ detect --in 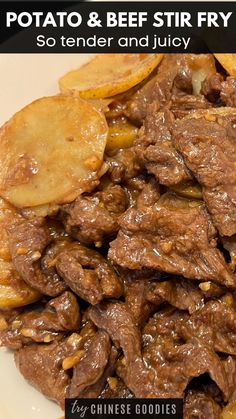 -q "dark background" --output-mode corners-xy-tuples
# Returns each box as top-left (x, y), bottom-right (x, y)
(0, 2), (235, 53)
